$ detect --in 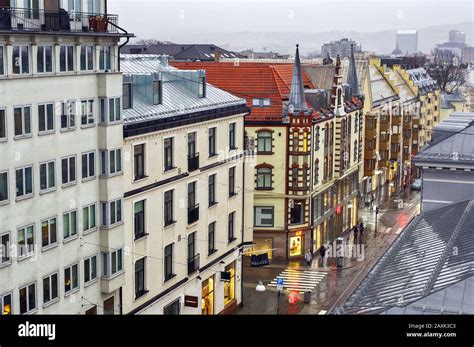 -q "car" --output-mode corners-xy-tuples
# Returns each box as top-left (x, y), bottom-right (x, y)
(410, 179), (422, 191)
